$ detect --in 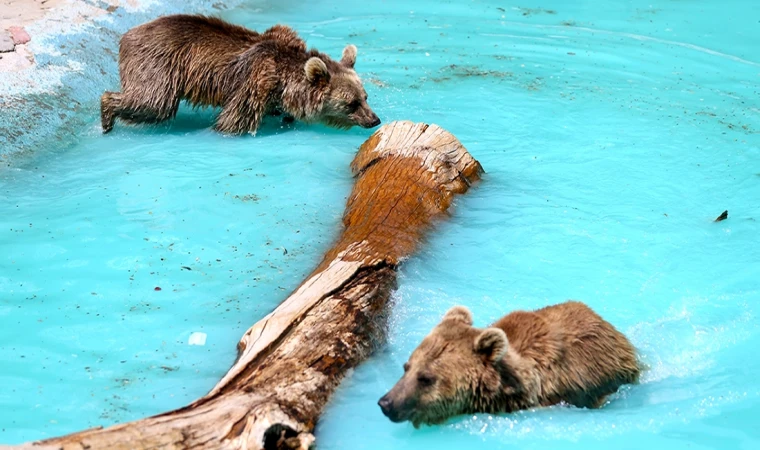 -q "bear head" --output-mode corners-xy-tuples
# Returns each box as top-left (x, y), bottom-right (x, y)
(378, 306), (514, 428)
(303, 45), (381, 129)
